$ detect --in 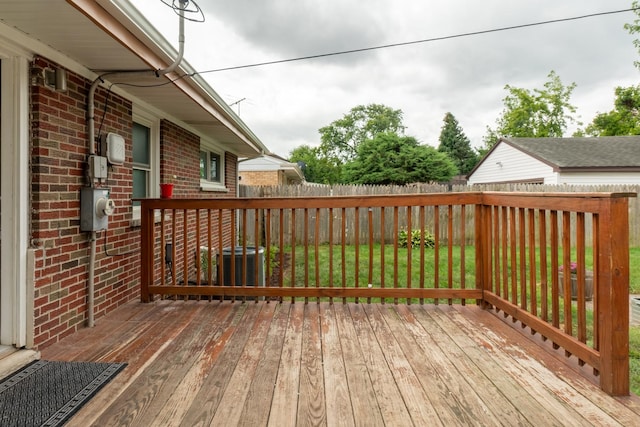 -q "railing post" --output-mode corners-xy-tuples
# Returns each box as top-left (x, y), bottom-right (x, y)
(140, 200), (154, 303)
(597, 196), (630, 395)
(475, 203), (487, 306)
